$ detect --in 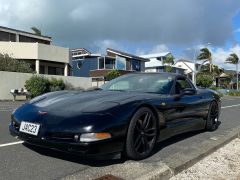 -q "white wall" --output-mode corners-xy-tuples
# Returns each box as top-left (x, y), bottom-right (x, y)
(0, 42), (69, 63)
(38, 43), (69, 63)
(0, 71), (92, 100)
(145, 58), (163, 68)
(0, 42), (38, 59)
